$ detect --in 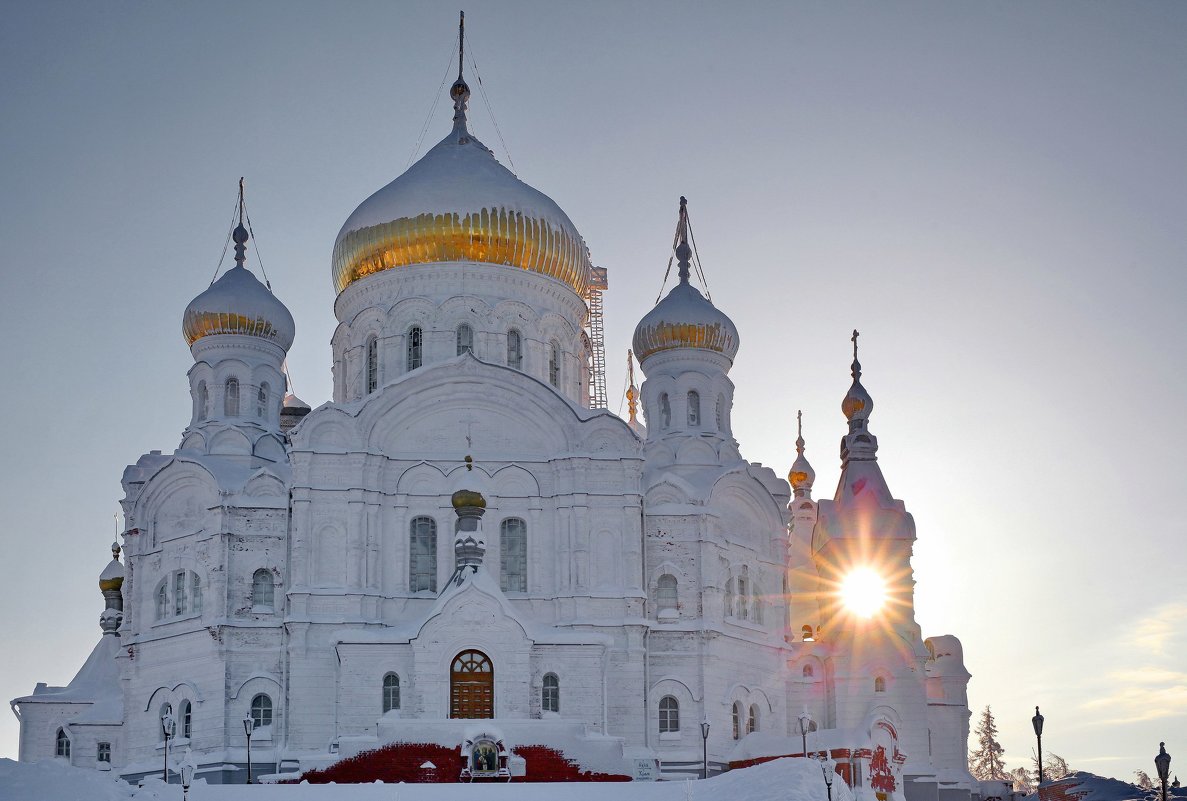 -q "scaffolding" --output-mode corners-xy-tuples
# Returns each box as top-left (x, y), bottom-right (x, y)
(585, 266), (609, 409)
